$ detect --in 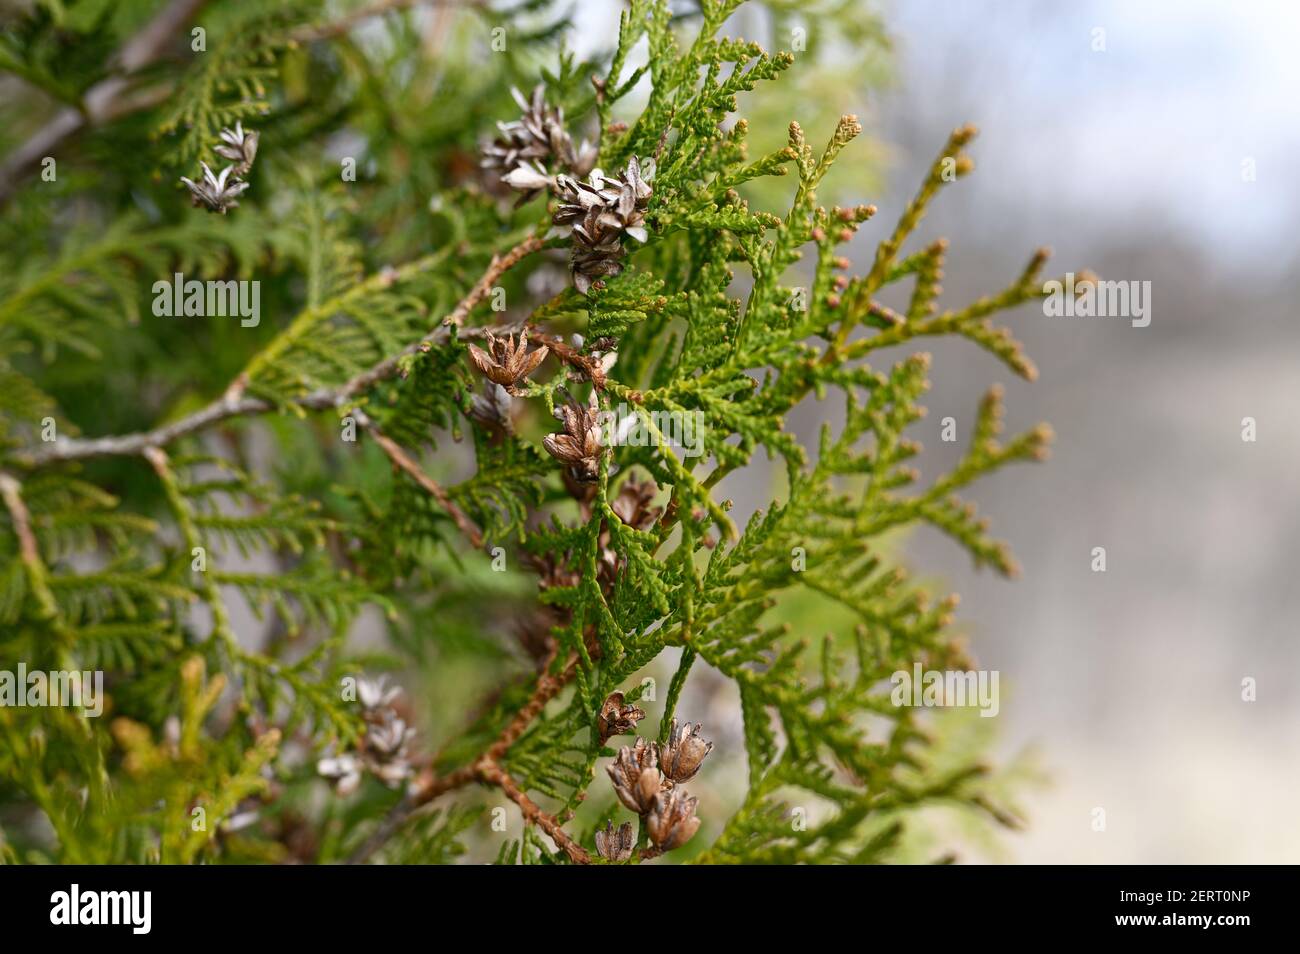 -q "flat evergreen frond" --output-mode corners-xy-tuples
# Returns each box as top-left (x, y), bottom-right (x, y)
(238, 638), (363, 746)
(0, 213), (262, 360)
(450, 438), (552, 544)
(0, 0), (1067, 867)
(214, 562), (385, 637)
(70, 620), (184, 673)
(373, 338), (465, 451)
(173, 454), (334, 557)
(154, 1), (307, 173)
(238, 209), (453, 403)
(378, 807), (477, 865)
(0, 362), (71, 449)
